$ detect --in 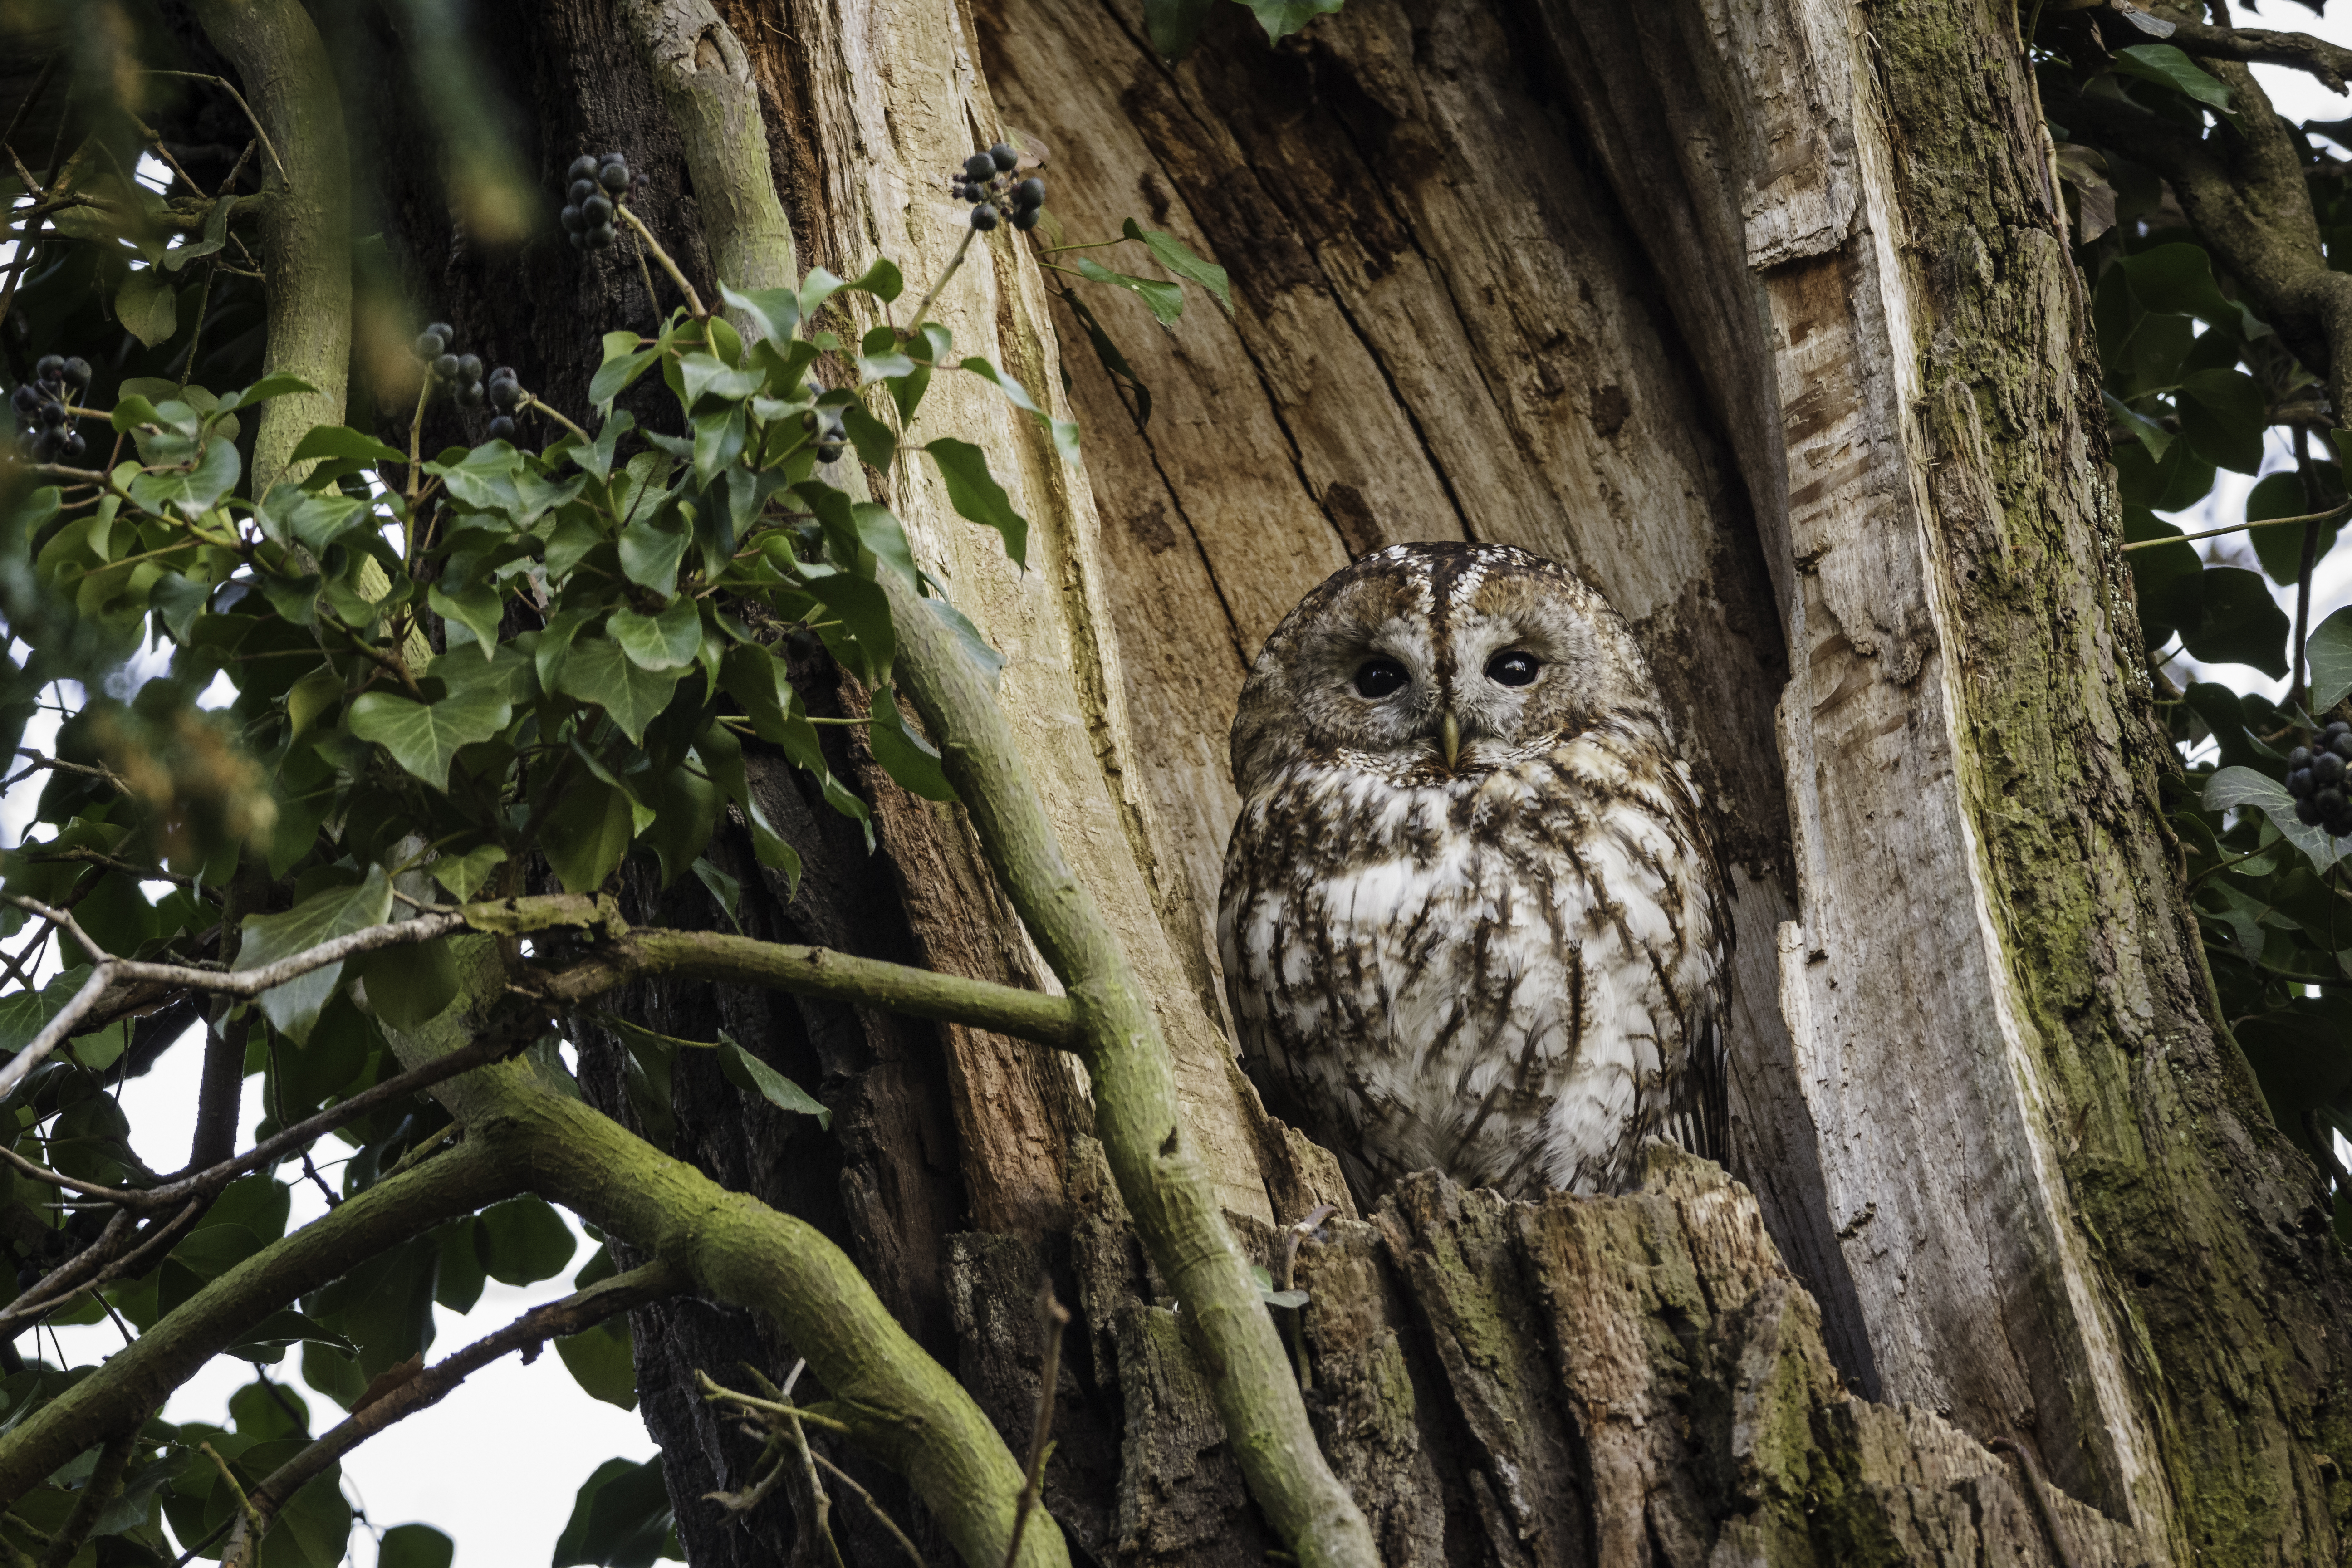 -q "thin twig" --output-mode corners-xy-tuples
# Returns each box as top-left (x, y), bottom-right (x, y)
(228, 1260), (682, 1556)
(1003, 1281), (1070, 1568)
(614, 204), (706, 320)
(906, 225), (979, 333)
(0, 899), (465, 1100)
(811, 1452), (927, 1568)
(2120, 502), (2352, 552)
(141, 73), (285, 181)
(37, 1421), (140, 1568)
